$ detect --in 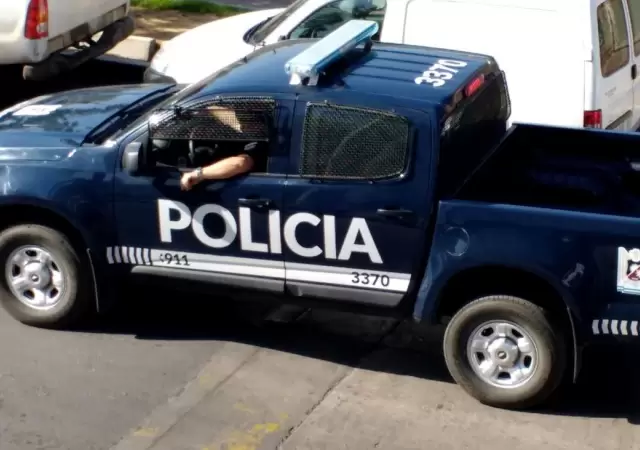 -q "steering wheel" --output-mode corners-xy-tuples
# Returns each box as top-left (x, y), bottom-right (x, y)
(188, 127), (217, 167)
